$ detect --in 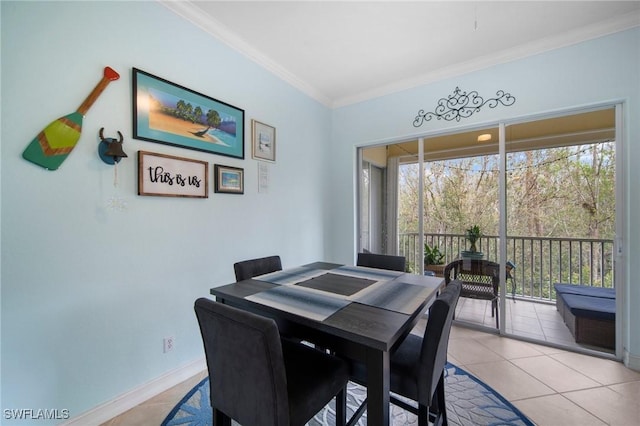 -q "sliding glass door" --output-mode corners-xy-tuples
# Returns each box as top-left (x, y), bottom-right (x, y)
(357, 104), (620, 356)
